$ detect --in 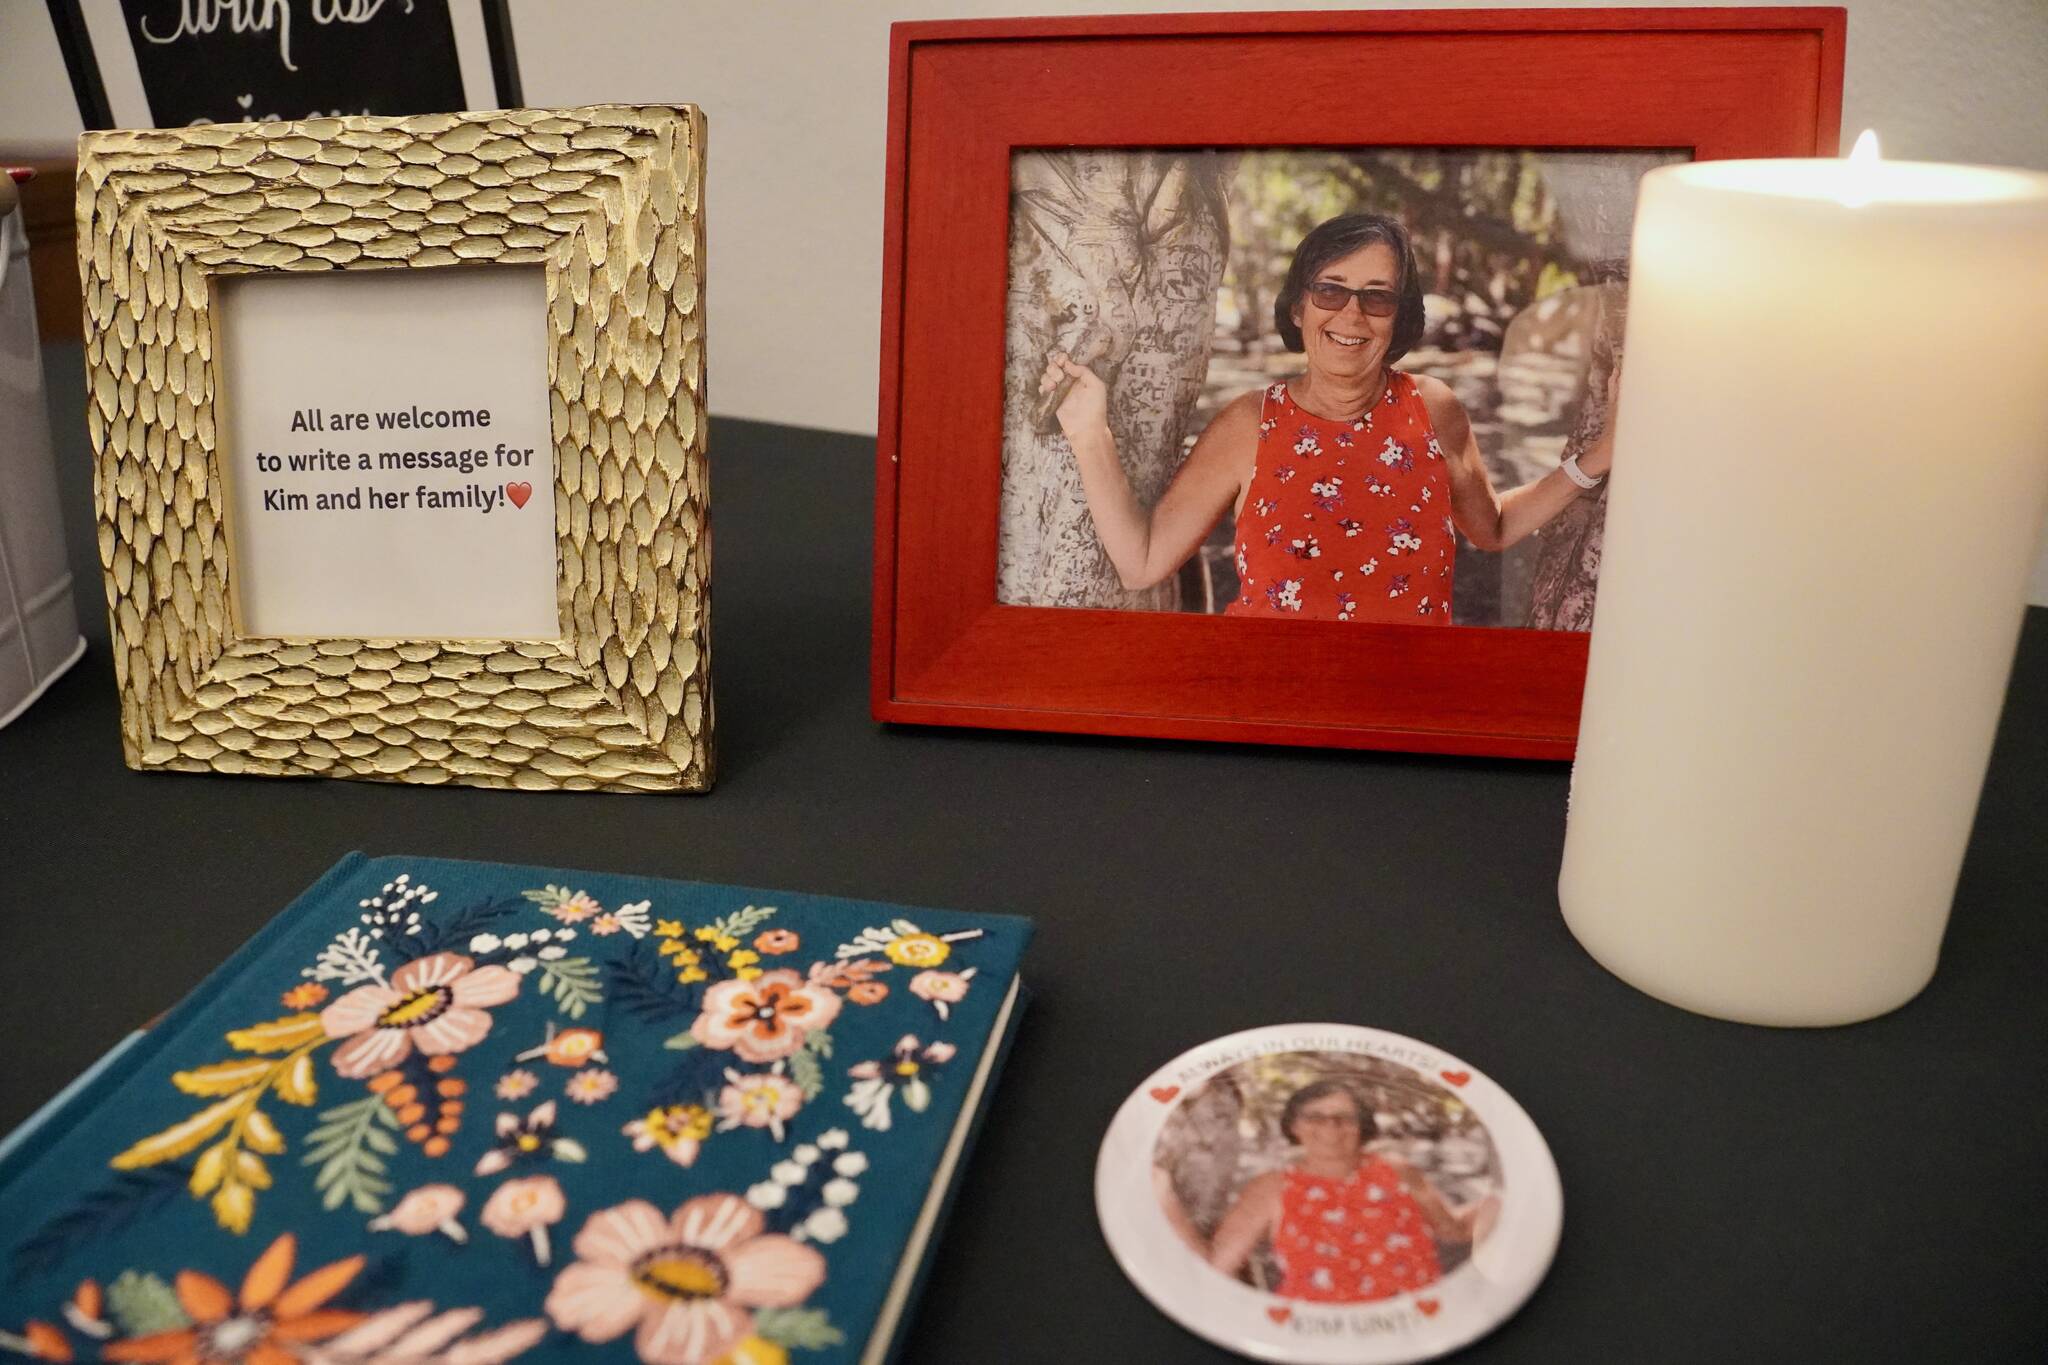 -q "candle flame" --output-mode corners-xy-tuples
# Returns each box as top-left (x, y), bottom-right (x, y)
(1841, 129), (1882, 207)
